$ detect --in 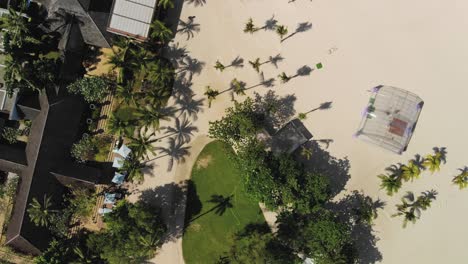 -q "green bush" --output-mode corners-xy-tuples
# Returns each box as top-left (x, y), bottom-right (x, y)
(1, 127), (19, 144)
(71, 137), (97, 163)
(67, 76), (109, 103)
